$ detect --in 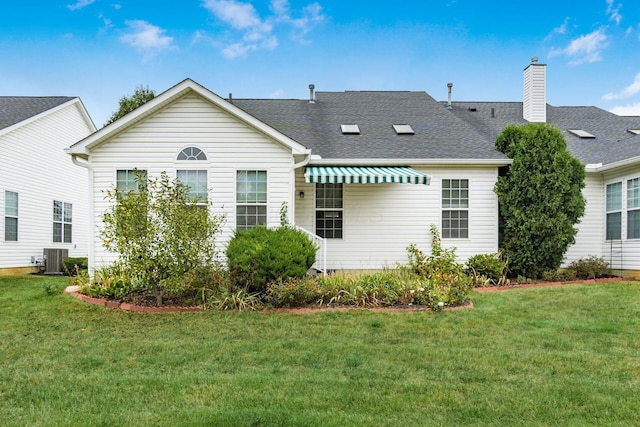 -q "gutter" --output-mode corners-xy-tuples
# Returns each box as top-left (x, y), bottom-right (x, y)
(307, 157), (512, 167)
(585, 156), (640, 173)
